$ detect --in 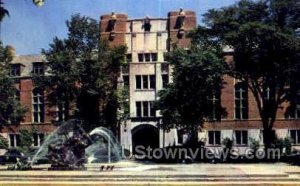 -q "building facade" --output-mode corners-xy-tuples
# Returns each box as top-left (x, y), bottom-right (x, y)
(1, 9), (300, 155)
